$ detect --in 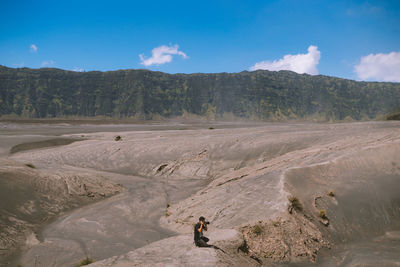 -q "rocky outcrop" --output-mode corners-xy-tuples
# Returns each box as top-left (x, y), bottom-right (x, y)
(241, 213), (330, 264)
(90, 229), (260, 267)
